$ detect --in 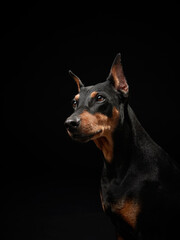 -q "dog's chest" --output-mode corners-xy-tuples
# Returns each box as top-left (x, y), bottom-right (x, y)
(100, 189), (140, 229)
